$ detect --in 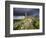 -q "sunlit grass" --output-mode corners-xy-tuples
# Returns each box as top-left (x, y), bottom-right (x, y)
(13, 16), (39, 30)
